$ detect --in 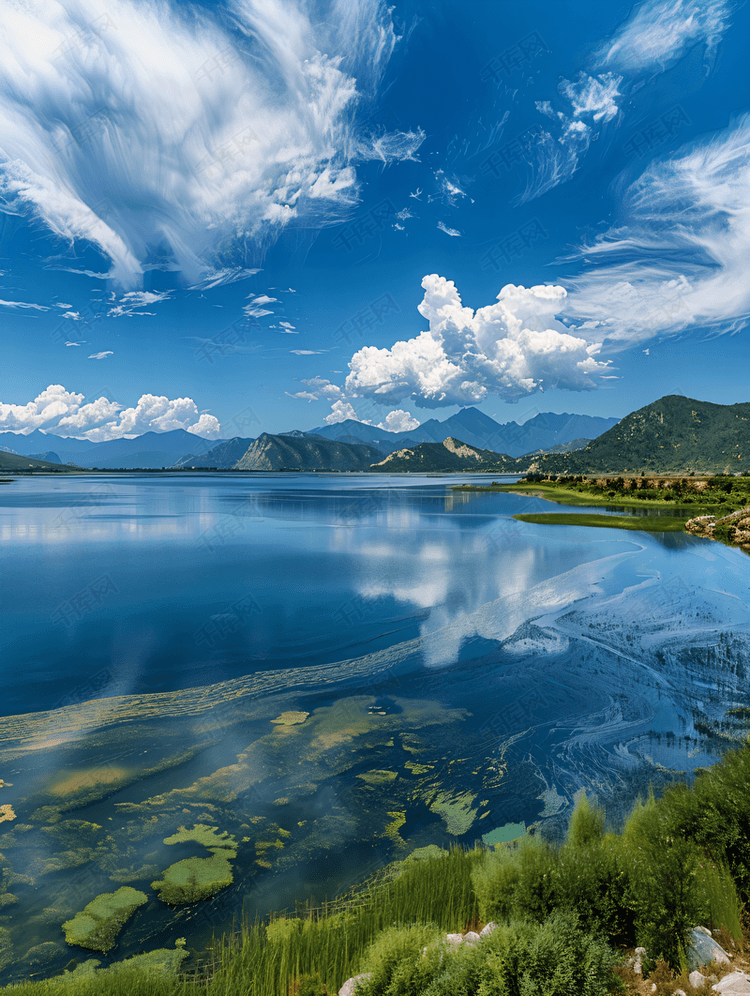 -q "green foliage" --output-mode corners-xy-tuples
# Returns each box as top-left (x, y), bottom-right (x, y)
(566, 795), (605, 849)
(358, 924), (444, 996)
